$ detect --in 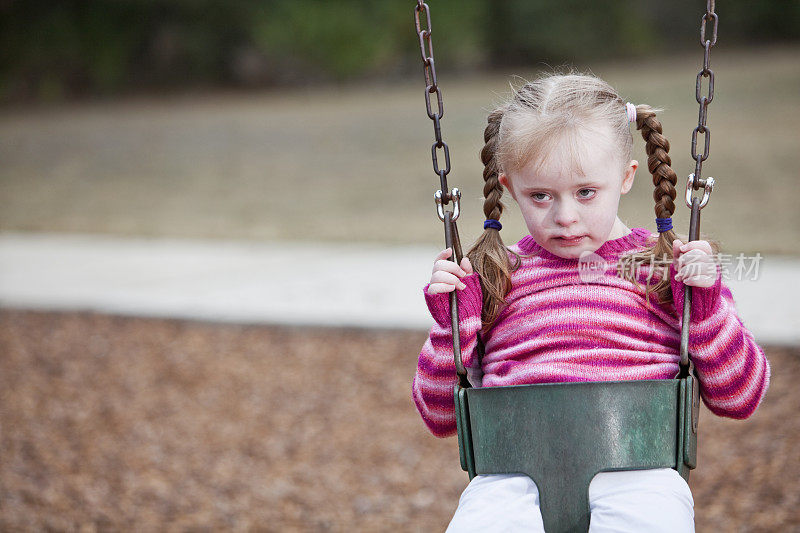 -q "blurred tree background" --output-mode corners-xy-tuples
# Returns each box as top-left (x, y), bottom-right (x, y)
(1, 0), (798, 103)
